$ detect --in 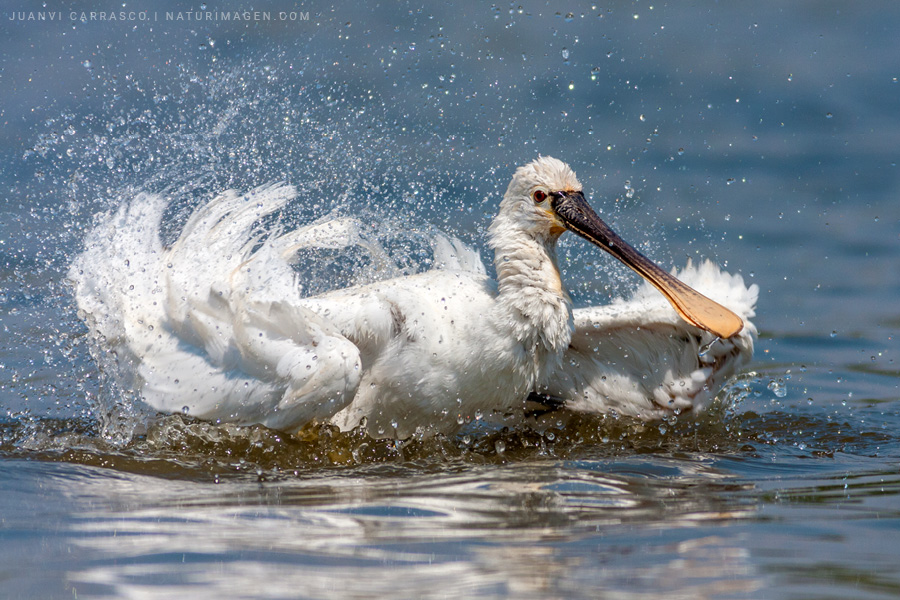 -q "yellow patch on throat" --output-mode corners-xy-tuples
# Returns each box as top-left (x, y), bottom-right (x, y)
(548, 268), (564, 295)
